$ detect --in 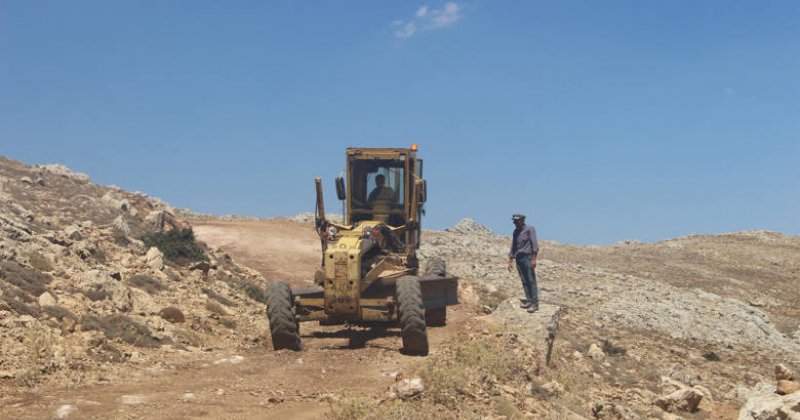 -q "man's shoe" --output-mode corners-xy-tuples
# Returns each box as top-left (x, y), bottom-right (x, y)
(520, 302), (532, 309)
(527, 304), (539, 313)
